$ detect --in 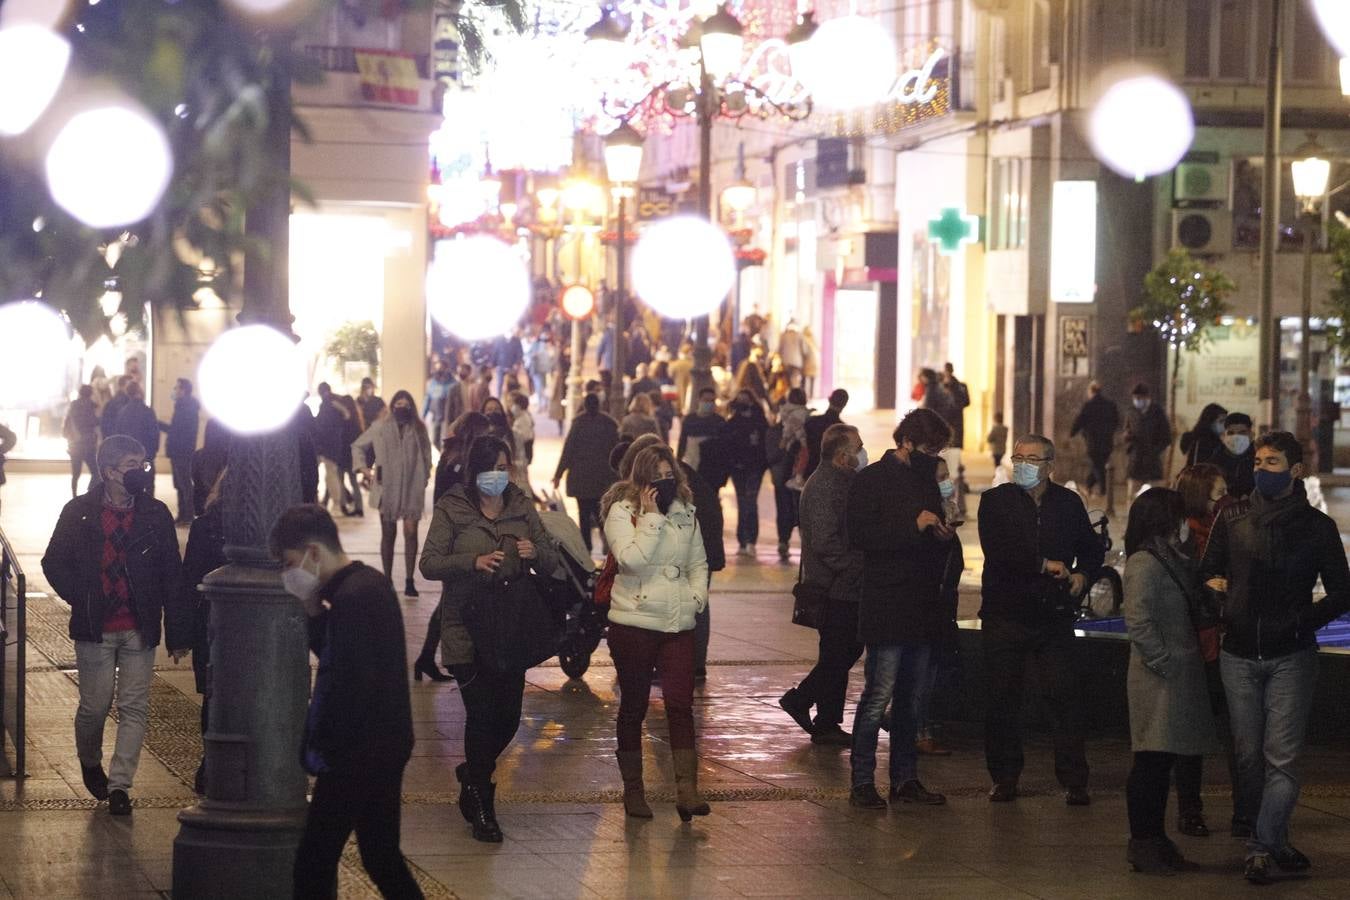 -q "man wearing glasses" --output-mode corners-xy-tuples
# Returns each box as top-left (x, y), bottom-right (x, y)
(977, 434), (1102, 806)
